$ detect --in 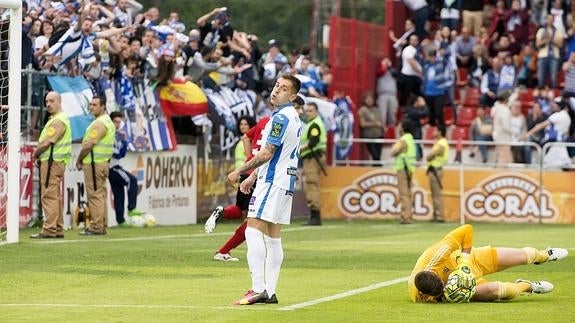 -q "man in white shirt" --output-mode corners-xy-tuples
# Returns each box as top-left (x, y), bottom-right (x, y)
(227, 75), (303, 305)
(398, 34), (423, 106)
(523, 100), (572, 167)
